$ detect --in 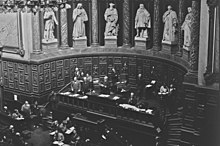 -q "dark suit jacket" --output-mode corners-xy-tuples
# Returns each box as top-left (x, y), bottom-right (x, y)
(71, 81), (81, 94)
